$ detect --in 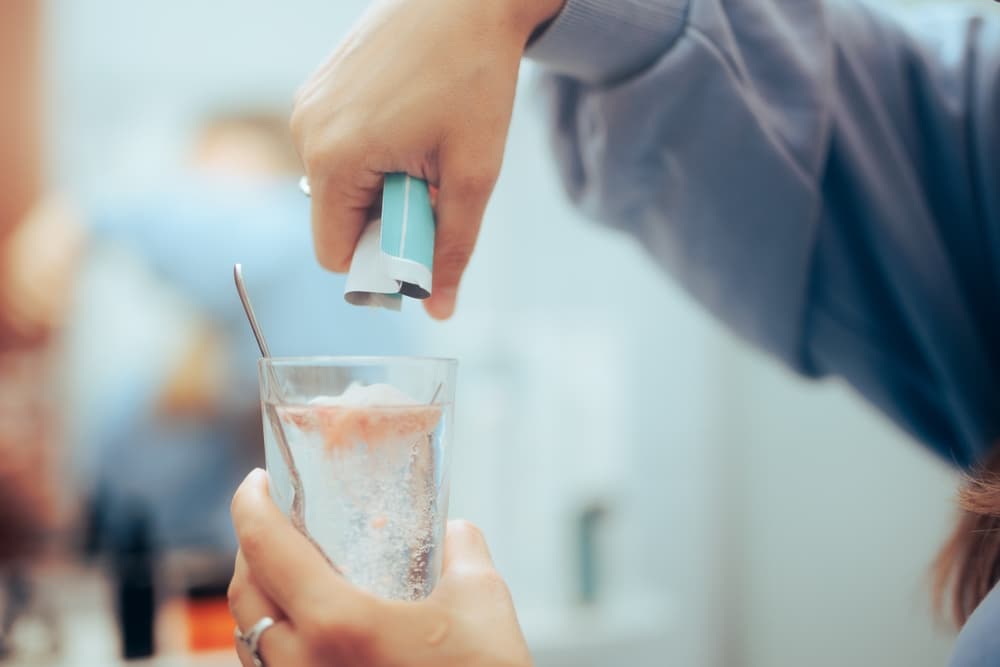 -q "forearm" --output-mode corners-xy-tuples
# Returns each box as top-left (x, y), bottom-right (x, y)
(528, 0), (825, 365)
(504, 0), (565, 40)
(526, 0), (1000, 462)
